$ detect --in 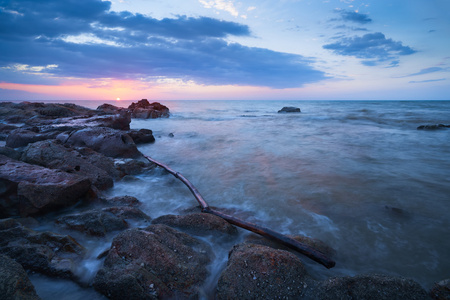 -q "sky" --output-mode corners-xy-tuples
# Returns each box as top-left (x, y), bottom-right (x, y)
(0, 0), (449, 101)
